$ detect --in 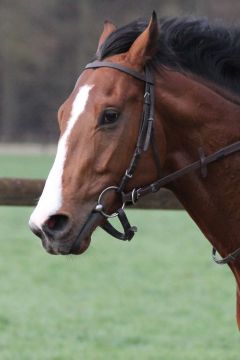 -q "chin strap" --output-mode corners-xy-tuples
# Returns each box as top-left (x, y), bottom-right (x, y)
(93, 186), (138, 242)
(101, 208), (137, 241)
